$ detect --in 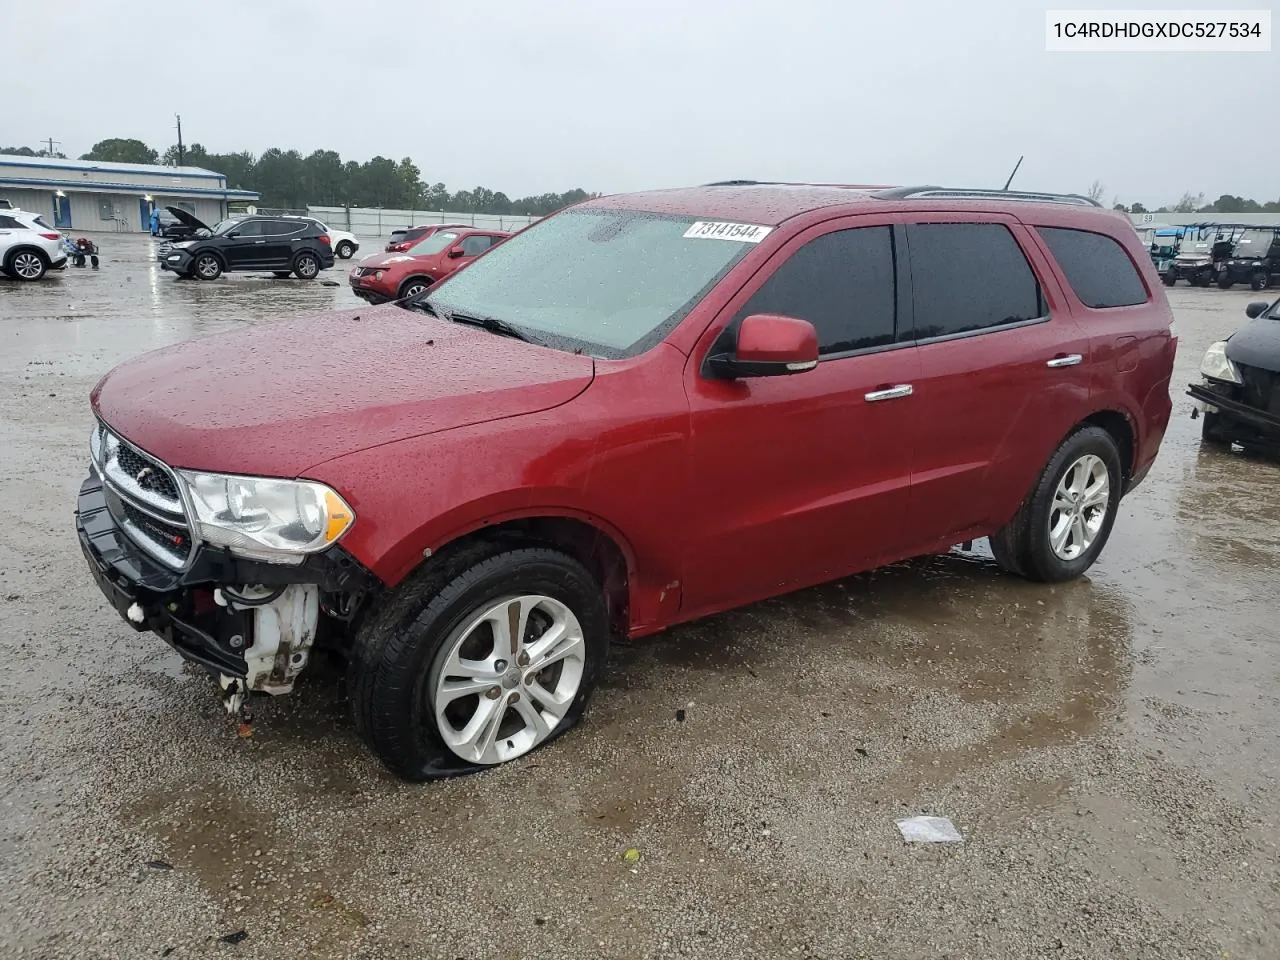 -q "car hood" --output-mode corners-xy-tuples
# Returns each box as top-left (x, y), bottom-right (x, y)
(165, 206), (211, 232)
(1225, 313), (1280, 372)
(358, 251), (440, 270)
(92, 305), (595, 478)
